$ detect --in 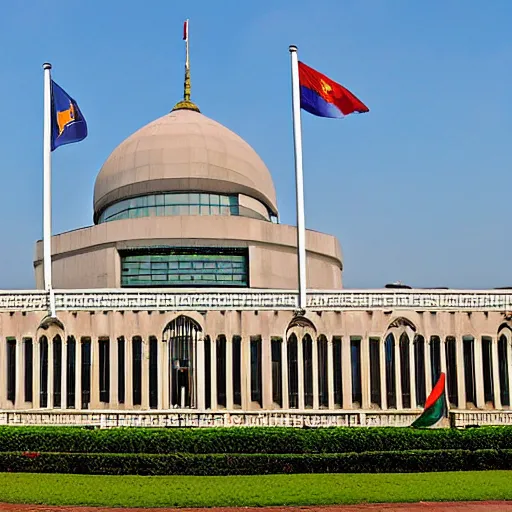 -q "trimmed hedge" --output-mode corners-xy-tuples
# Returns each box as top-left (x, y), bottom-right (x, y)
(0, 426), (511, 454)
(0, 450), (511, 475)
